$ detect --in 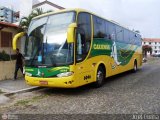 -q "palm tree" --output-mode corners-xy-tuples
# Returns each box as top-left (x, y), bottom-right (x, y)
(32, 8), (44, 16)
(19, 8), (45, 32)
